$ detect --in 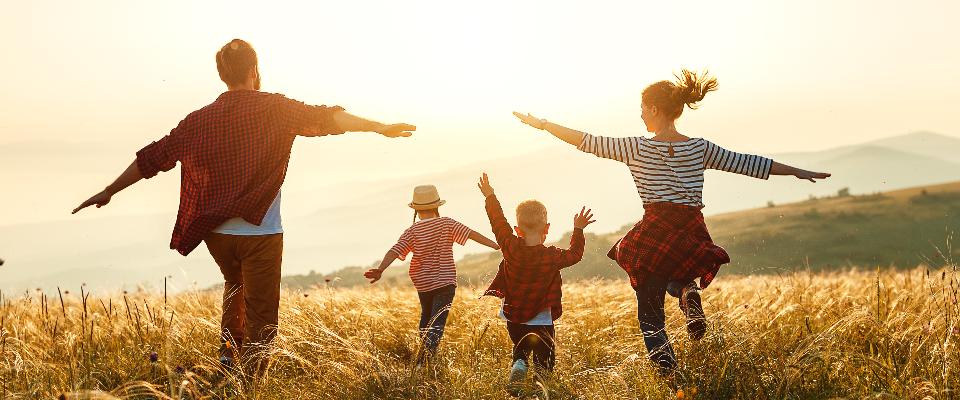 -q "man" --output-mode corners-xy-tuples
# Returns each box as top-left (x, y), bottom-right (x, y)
(72, 39), (415, 372)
